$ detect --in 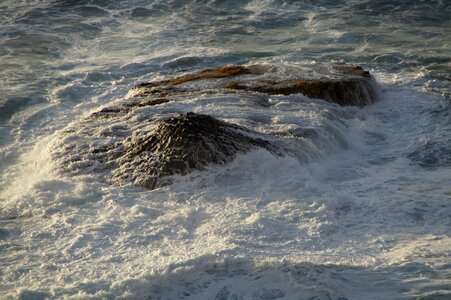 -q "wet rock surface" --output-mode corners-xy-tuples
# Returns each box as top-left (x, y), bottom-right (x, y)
(53, 63), (379, 189)
(113, 112), (278, 189)
(53, 109), (281, 190)
(129, 63), (378, 107)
